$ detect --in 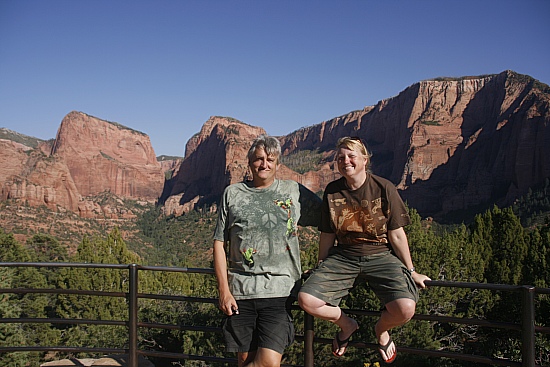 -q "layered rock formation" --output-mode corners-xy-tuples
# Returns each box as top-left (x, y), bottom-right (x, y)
(163, 71), (550, 222)
(159, 116), (341, 216)
(157, 155), (183, 179)
(52, 111), (164, 199)
(1, 112), (165, 218)
(2, 71), (548, 222)
(0, 139), (81, 212)
(278, 71), (550, 220)
(160, 116), (265, 216)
